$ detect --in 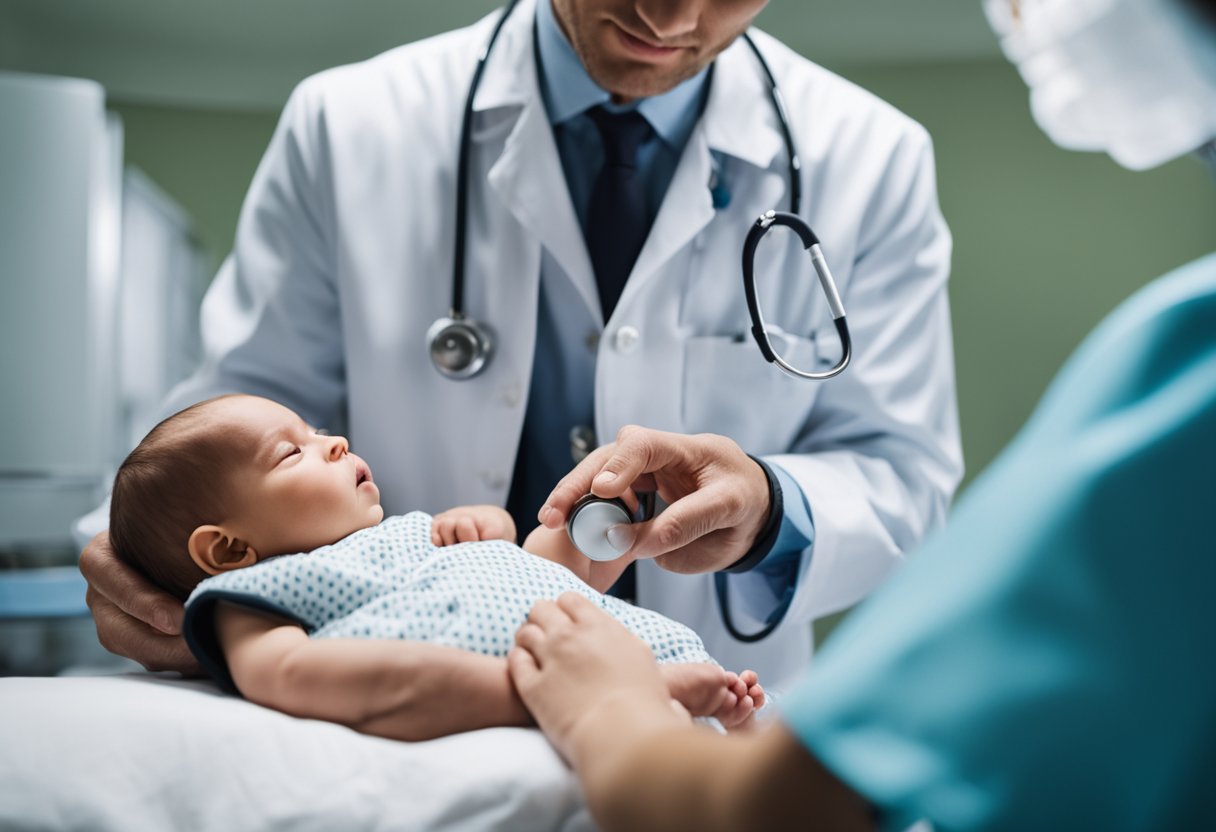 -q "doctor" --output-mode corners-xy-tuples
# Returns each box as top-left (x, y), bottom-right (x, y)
(79, 0), (962, 687)
(509, 0), (1216, 828)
